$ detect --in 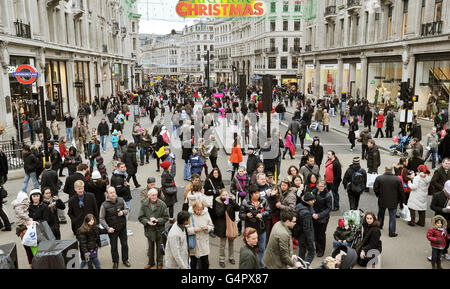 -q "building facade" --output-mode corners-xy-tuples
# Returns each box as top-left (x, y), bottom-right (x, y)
(0, 0), (141, 140)
(141, 32), (182, 78)
(299, 0), (450, 114)
(214, 0), (304, 86)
